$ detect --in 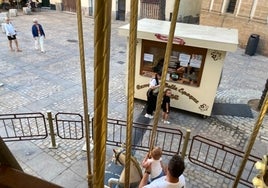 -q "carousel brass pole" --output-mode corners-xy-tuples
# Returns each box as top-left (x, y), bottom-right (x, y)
(124, 0), (139, 187)
(76, 0), (92, 187)
(93, 0), (112, 187)
(233, 92), (268, 187)
(149, 0), (181, 151)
